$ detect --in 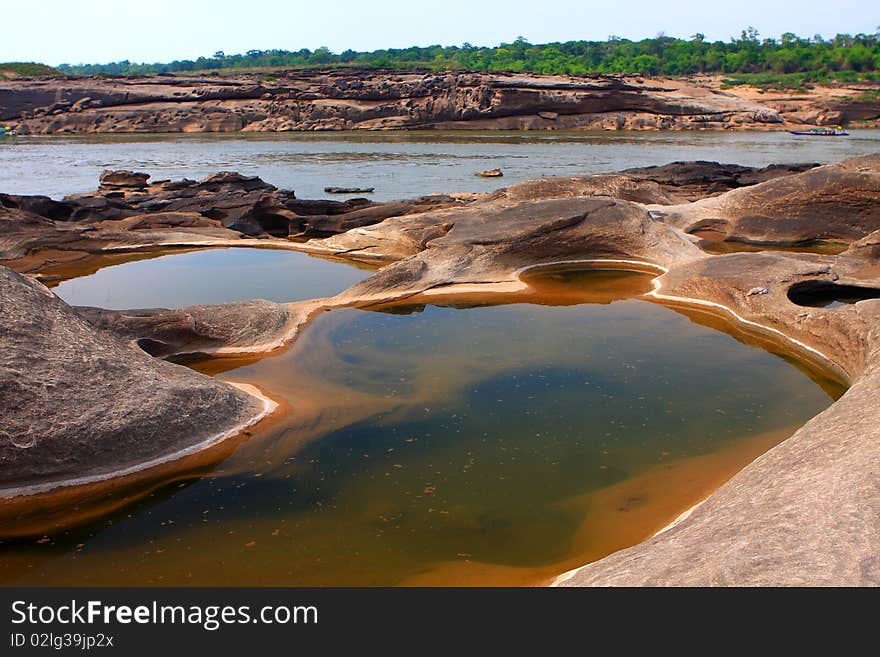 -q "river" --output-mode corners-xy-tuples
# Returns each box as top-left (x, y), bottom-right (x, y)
(1, 130), (879, 200)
